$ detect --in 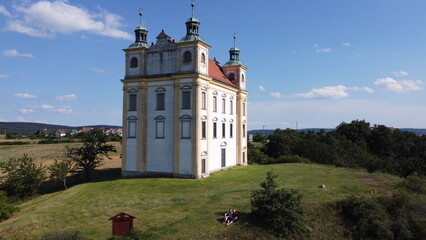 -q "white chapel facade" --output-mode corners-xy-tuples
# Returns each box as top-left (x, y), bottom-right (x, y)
(121, 4), (248, 178)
